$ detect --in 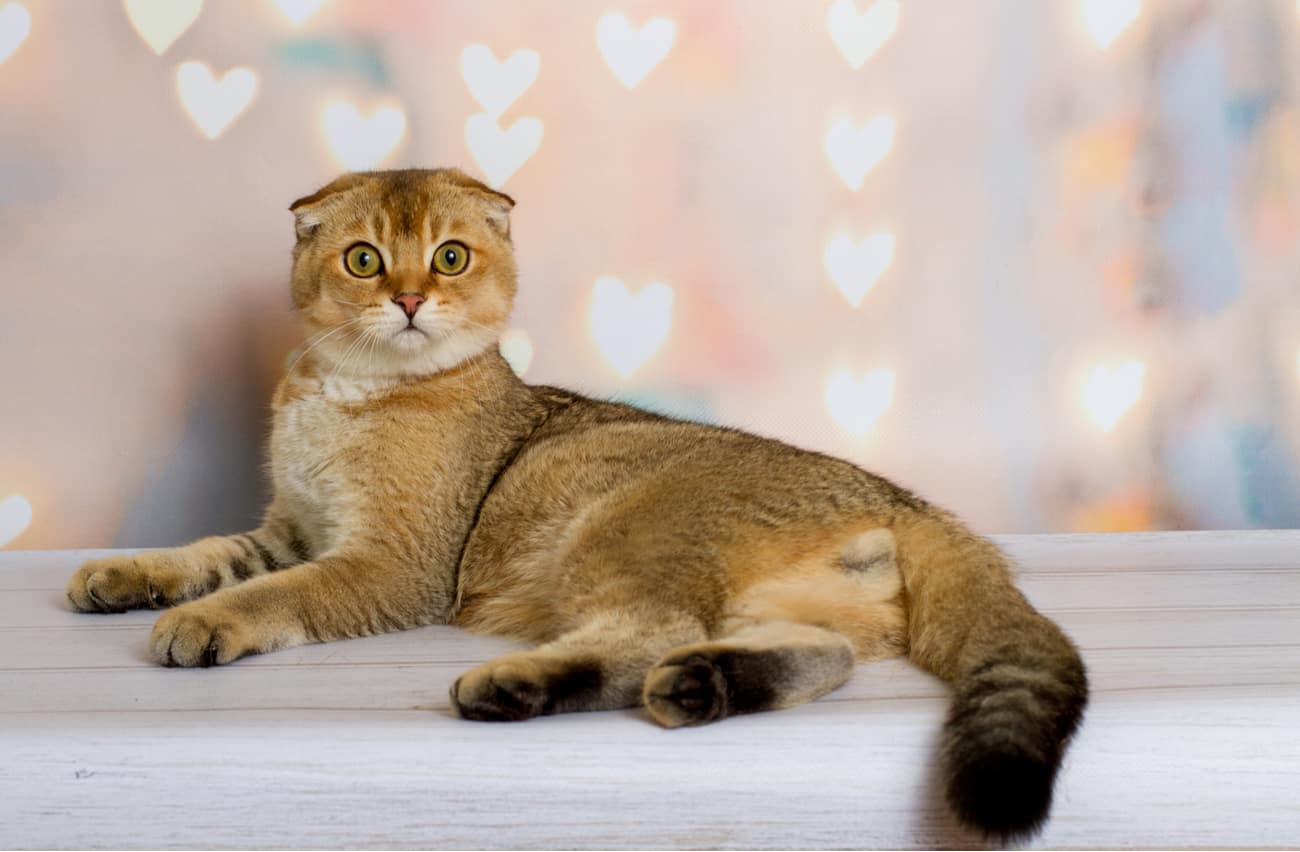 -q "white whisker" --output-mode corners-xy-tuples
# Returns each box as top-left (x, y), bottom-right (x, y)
(327, 321), (373, 384)
(285, 317), (368, 377)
